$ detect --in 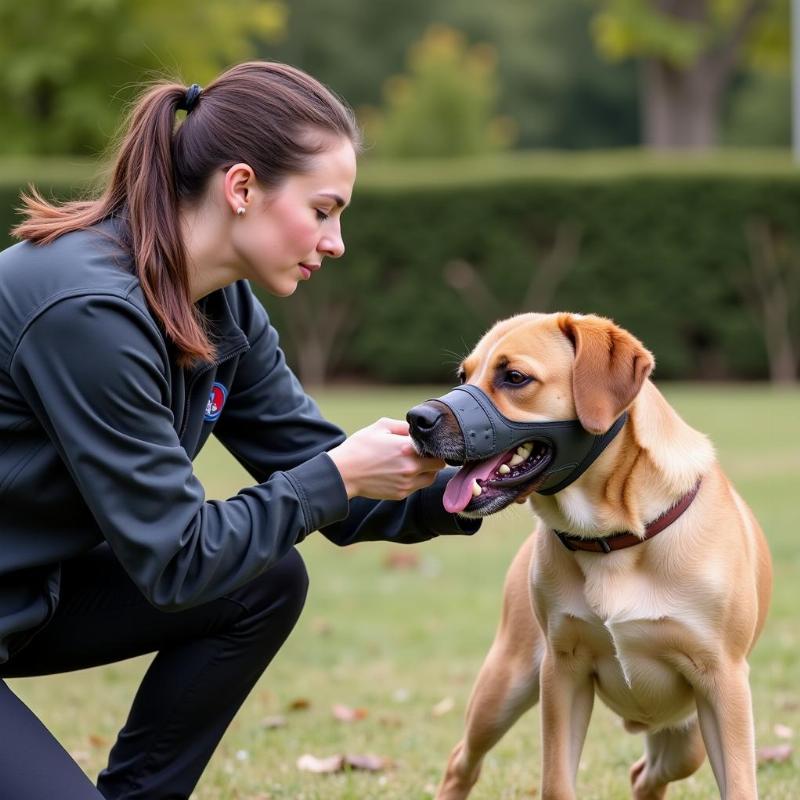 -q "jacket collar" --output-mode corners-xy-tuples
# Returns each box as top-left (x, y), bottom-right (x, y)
(198, 287), (249, 357)
(103, 215), (250, 364)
